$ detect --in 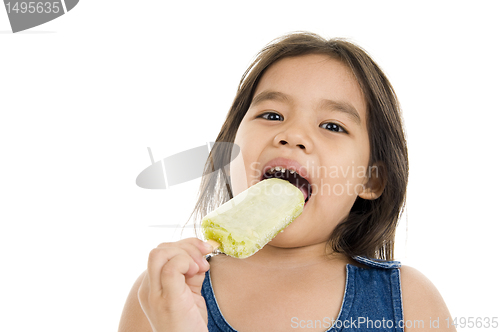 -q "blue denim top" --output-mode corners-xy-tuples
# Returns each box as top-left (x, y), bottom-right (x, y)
(202, 256), (404, 331)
